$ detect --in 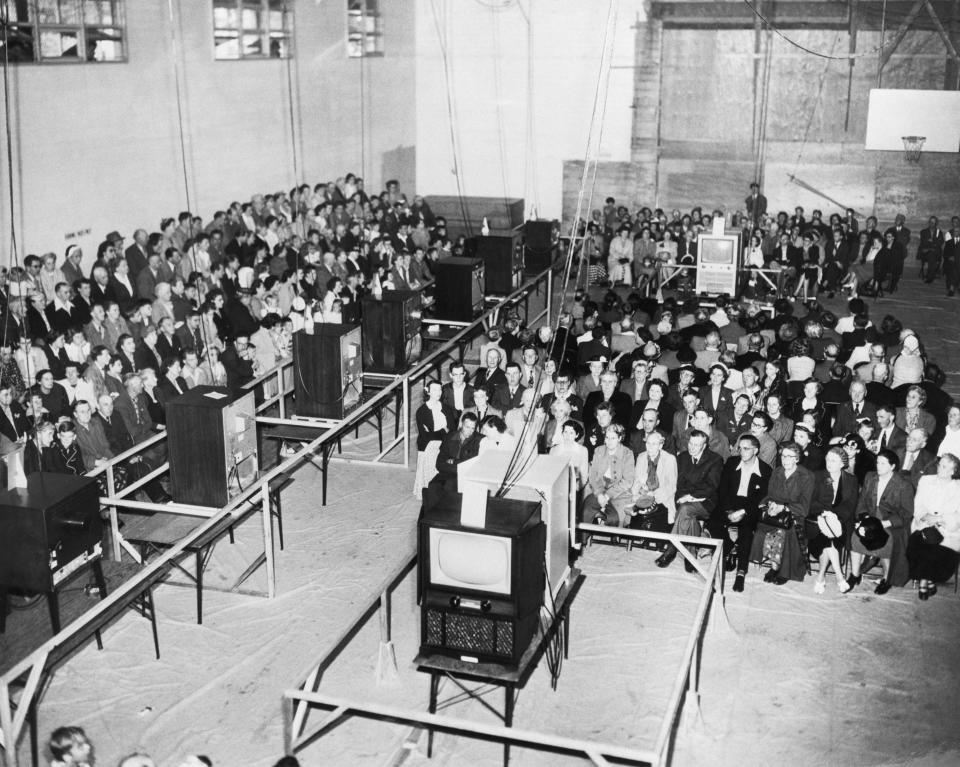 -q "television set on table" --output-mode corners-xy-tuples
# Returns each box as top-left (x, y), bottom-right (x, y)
(419, 496), (546, 667)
